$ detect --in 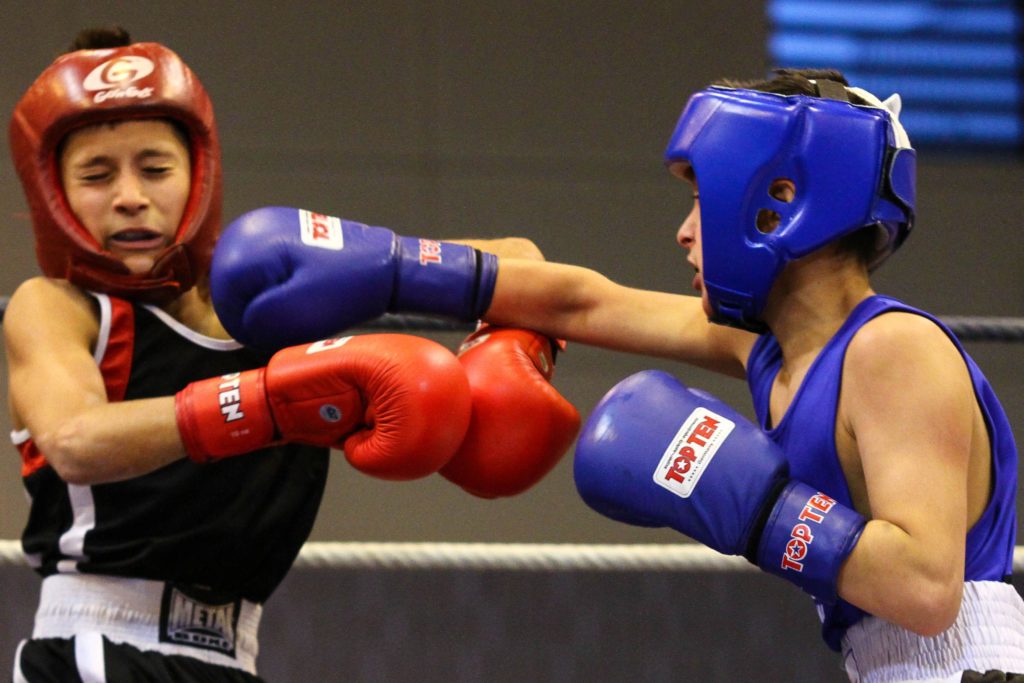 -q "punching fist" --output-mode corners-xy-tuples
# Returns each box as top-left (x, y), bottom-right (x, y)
(210, 207), (498, 350)
(175, 334), (472, 480)
(574, 370), (867, 602)
(441, 325), (581, 498)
